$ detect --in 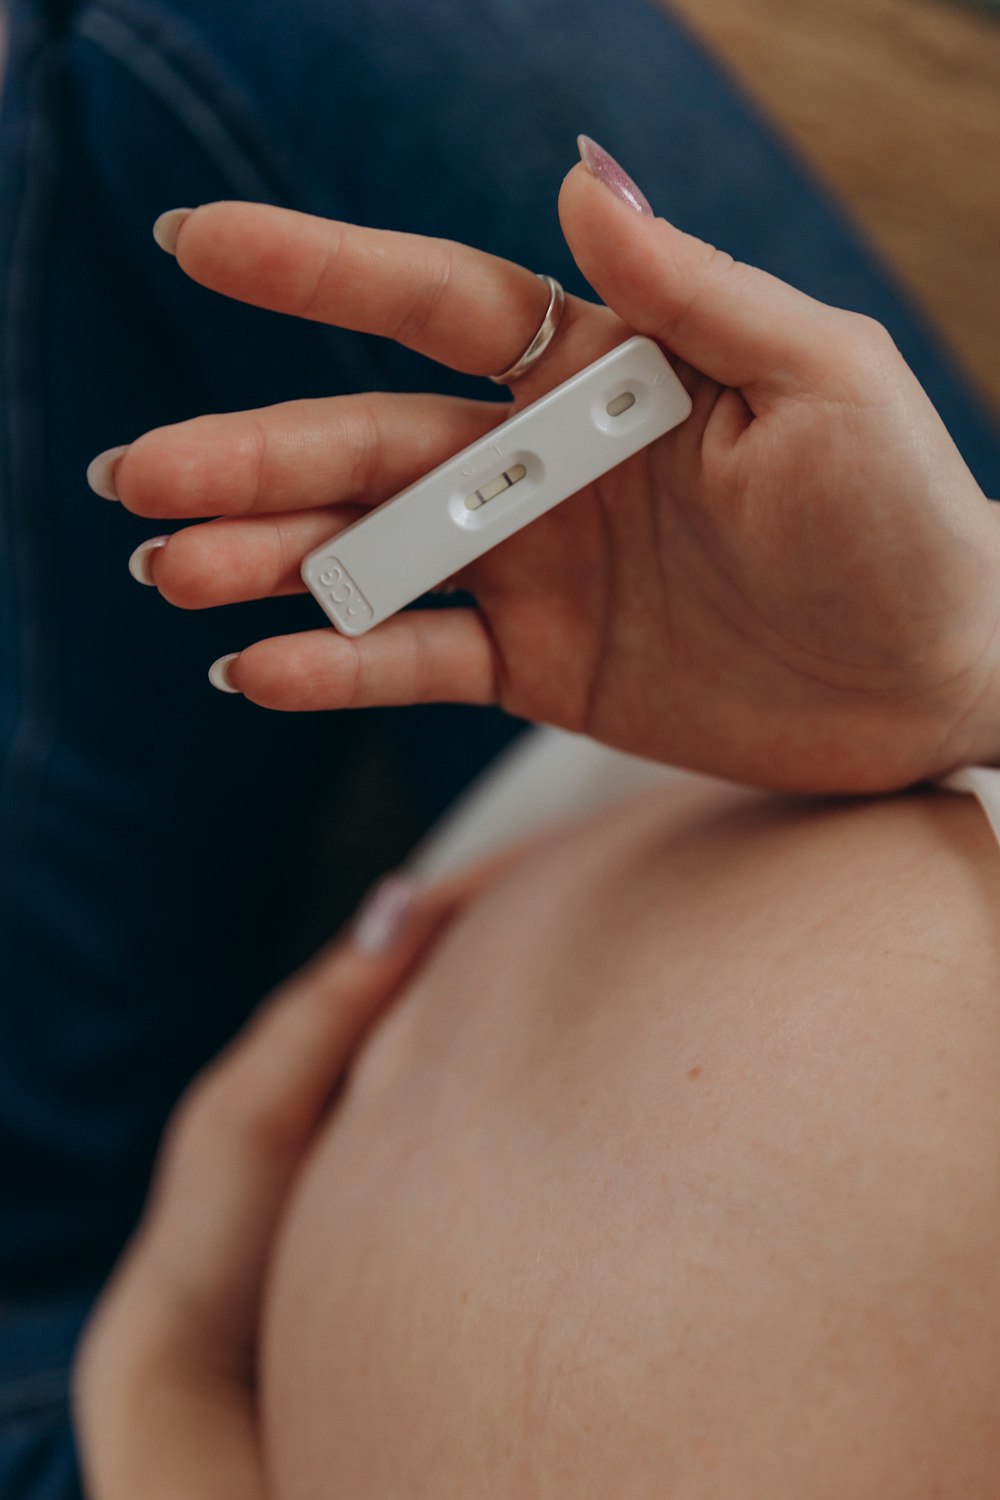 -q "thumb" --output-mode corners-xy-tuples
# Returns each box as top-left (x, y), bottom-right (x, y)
(560, 140), (845, 403)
